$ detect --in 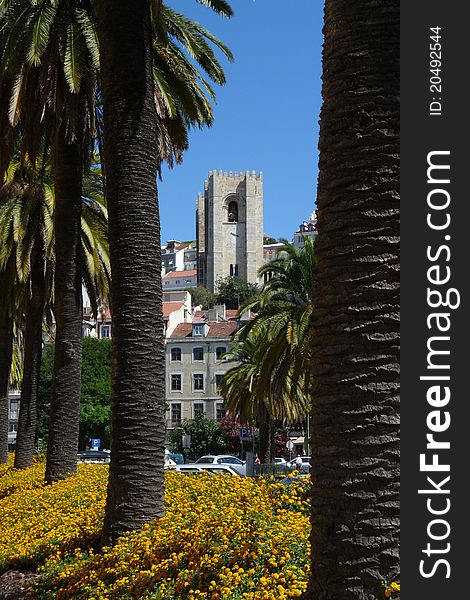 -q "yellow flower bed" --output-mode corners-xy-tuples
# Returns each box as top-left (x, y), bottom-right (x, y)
(0, 464), (106, 571)
(0, 461), (48, 500)
(0, 464), (310, 599)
